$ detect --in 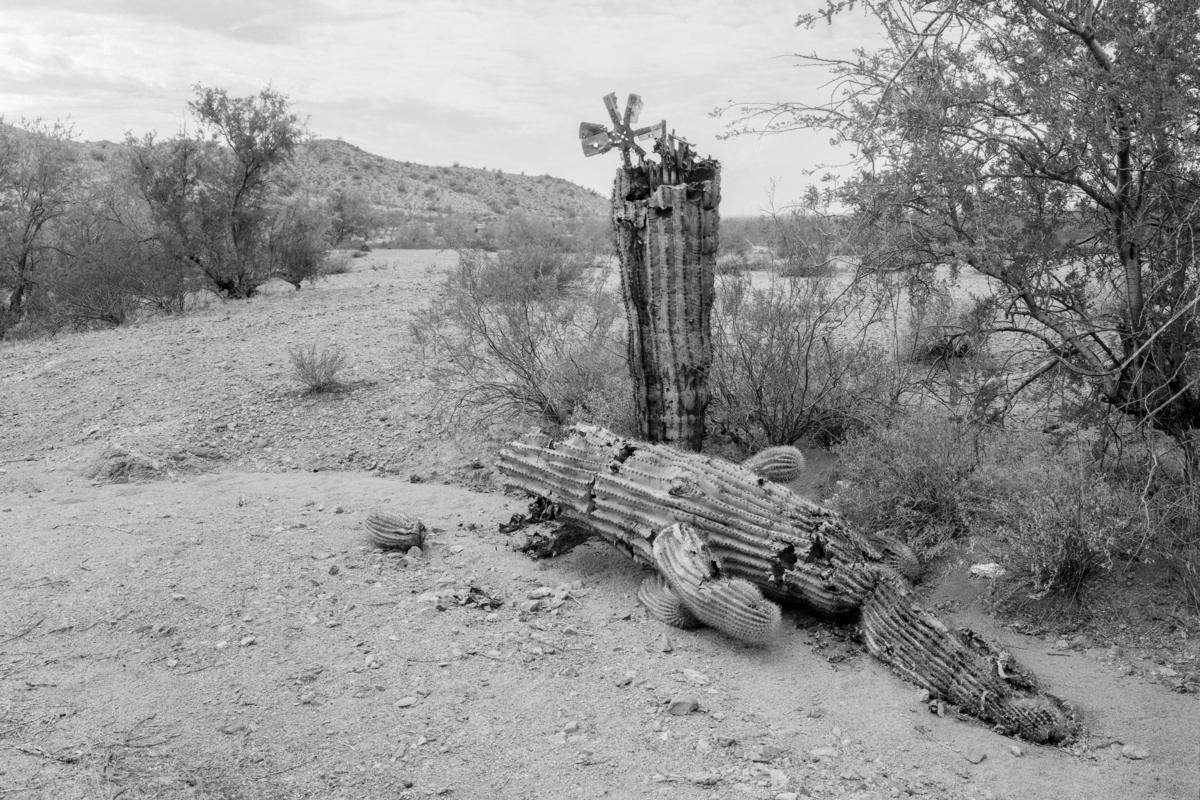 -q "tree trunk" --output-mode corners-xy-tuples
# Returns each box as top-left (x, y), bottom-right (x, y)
(499, 424), (1076, 744)
(611, 143), (719, 451)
